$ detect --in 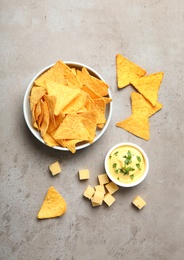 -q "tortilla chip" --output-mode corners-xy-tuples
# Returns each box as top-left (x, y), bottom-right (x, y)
(40, 101), (49, 138)
(86, 97), (106, 125)
(45, 80), (80, 115)
(35, 60), (81, 89)
(131, 72), (164, 106)
(62, 90), (88, 114)
(116, 112), (150, 140)
(116, 54), (146, 89)
(77, 67), (108, 97)
(61, 139), (83, 153)
(30, 85), (46, 111)
(53, 112), (96, 142)
(37, 186), (67, 219)
(131, 92), (163, 117)
(43, 132), (60, 147)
